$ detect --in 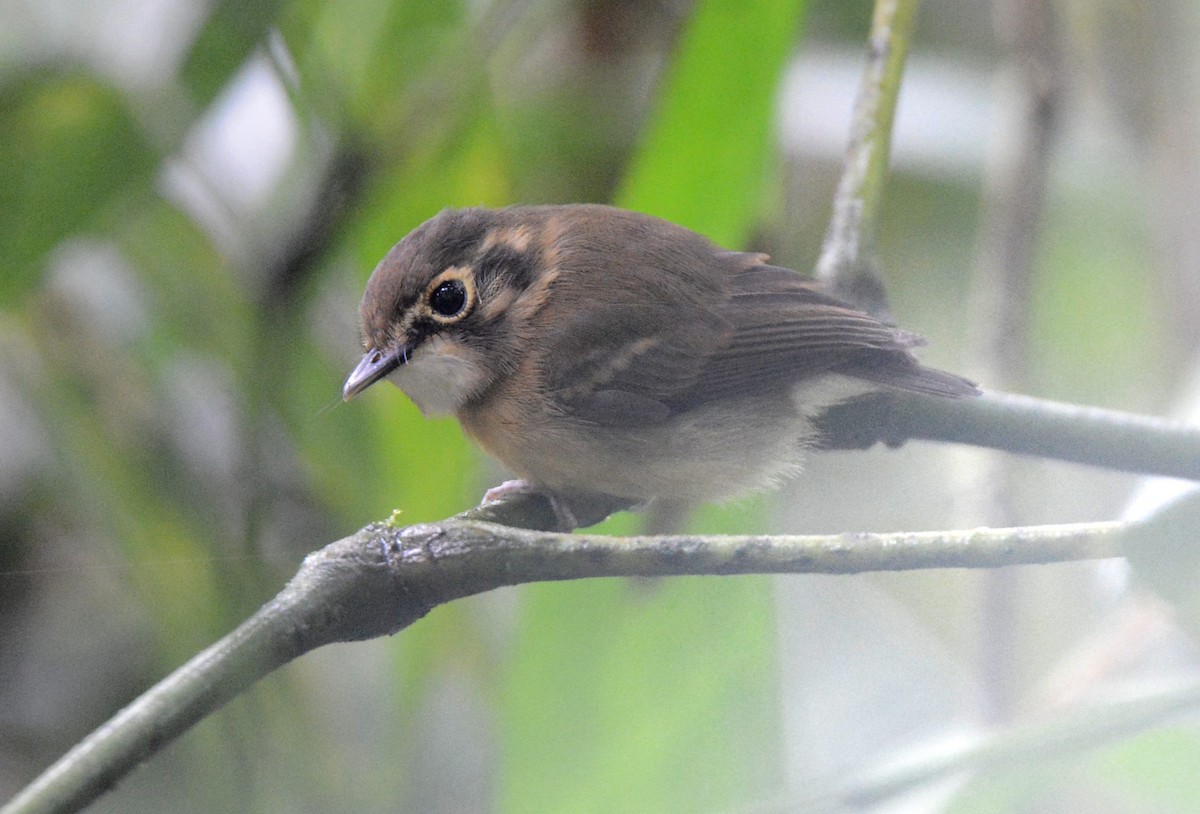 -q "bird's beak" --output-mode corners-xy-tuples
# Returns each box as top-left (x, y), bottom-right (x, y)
(343, 345), (407, 400)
